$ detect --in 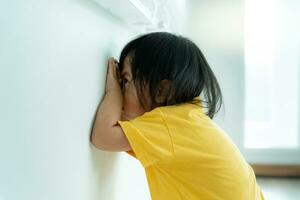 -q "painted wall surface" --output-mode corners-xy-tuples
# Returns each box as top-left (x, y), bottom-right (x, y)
(0, 0), (151, 199)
